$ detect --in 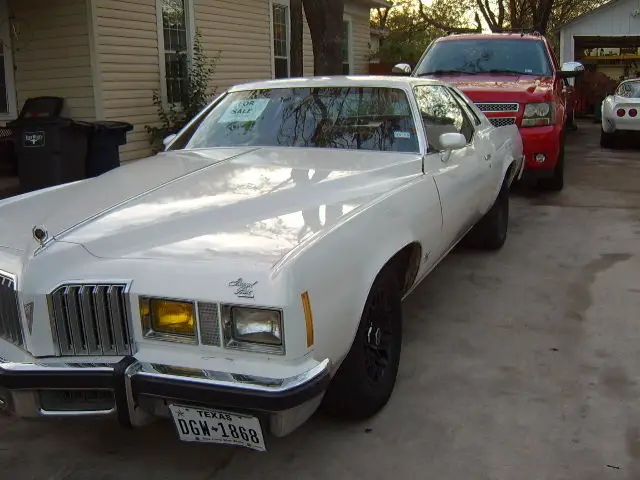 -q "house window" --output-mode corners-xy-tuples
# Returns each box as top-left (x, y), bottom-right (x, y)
(160, 0), (191, 105)
(272, 2), (290, 78)
(0, 0), (16, 119)
(342, 19), (352, 75)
